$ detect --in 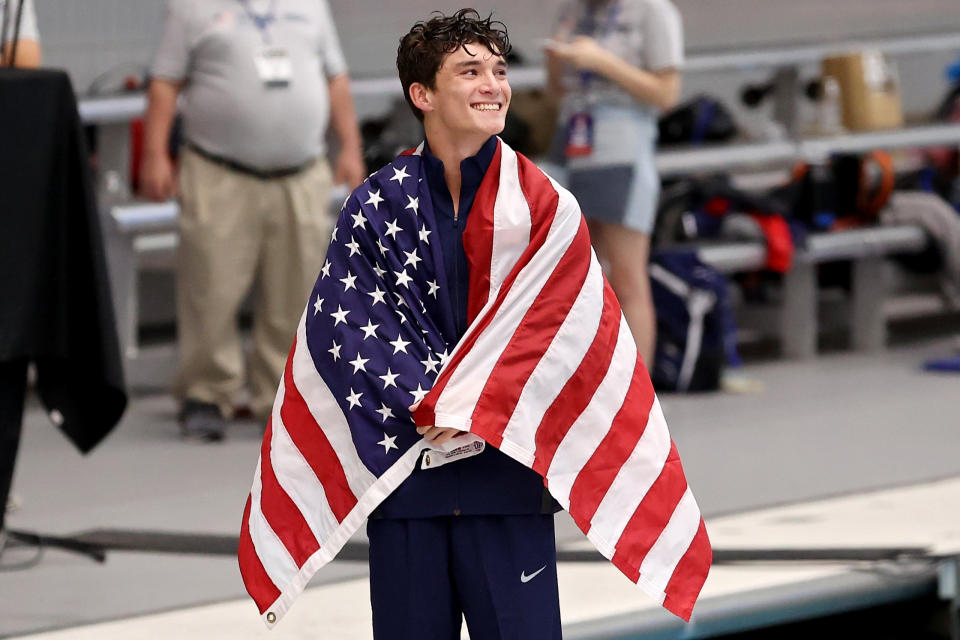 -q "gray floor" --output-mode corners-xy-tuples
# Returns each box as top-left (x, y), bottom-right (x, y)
(2, 328), (959, 638)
